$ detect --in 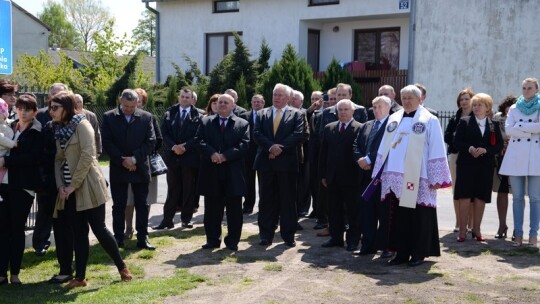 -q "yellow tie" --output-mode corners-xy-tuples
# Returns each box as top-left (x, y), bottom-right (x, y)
(273, 109), (282, 135)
